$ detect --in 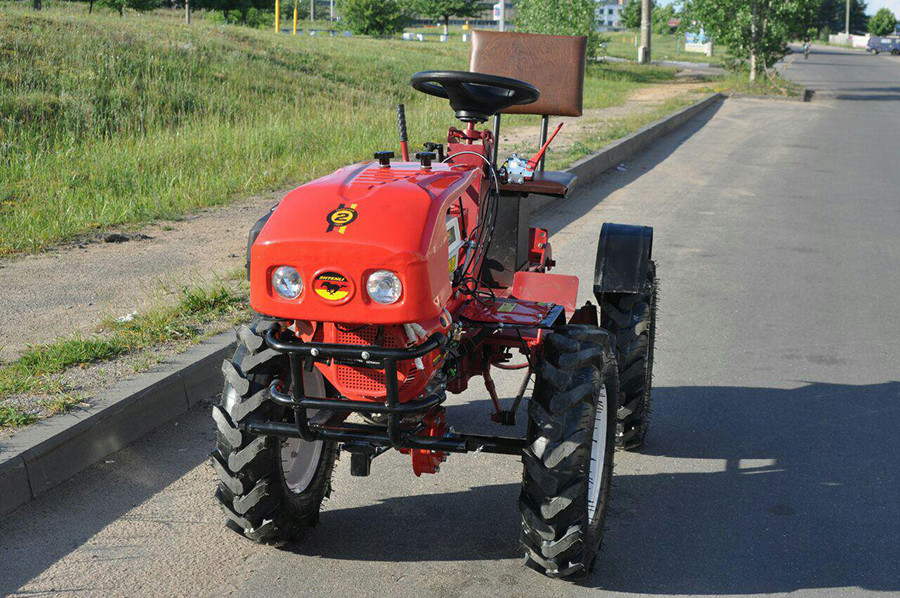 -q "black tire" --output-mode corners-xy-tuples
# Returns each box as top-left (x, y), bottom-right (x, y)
(211, 317), (339, 543)
(519, 326), (619, 579)
(600, 261), (657, 450)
